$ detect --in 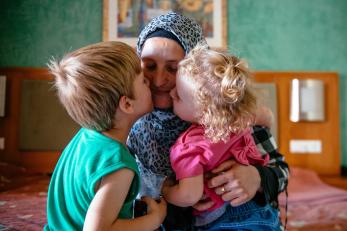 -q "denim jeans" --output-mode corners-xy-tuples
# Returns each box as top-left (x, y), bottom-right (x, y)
(195, 200), (281, 231)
